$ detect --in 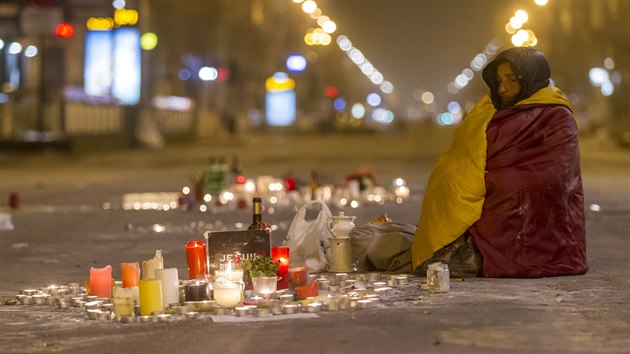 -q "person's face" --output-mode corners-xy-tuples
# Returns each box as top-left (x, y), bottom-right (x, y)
(496, 62), (522, 106)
